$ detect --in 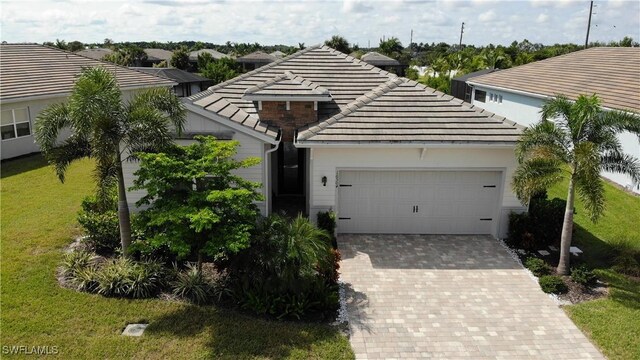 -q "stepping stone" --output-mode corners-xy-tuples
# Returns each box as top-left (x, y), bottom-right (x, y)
(549, 246), (558, 251)
(570, 246), (583, 256)
(538, 250), (550, 256)
(122, 323), (148, 337)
